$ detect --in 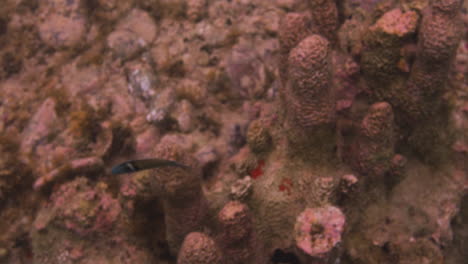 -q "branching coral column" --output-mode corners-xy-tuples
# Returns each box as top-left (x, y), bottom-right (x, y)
(284, 34), (336, 156)
(404, 0), (463, 162)
(122, 136), (208, 255)
(354, 102), (396, 176)
(177, 232), (222, 264)
(307, 0), (339, 44)
(216, 201), (266, 264)
(406, 0), (463, 118)
(152, 138), (208, 255)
